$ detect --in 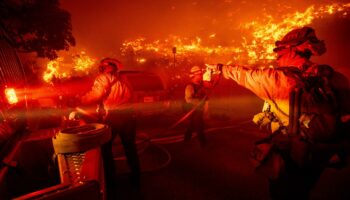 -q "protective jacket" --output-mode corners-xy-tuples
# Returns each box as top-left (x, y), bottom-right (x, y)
(81, 73), (132, 111)
(221, 64), (350, 132)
